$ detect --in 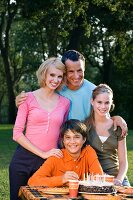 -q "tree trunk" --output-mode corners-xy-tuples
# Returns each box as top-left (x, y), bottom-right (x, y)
(0, 93), (4, 123)
(67, 15), (85, 50)
(0, 3), (18, 123)
(1, 47), (16, 123)
(46, 23), (58, 57)
(102, 58), (113, 85)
